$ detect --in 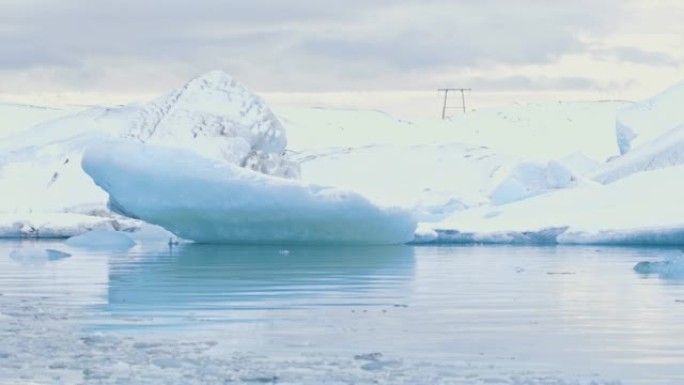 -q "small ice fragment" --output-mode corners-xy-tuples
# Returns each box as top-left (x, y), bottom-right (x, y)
(9, 248), (71, 264)
(66, 230), (136, 249)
